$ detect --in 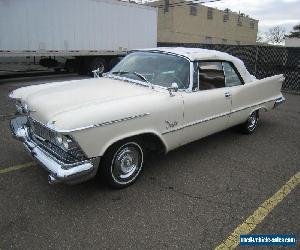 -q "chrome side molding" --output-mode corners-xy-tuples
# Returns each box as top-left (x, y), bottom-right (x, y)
(51, 113), (151, 133)
(162, 97), (284, 135)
